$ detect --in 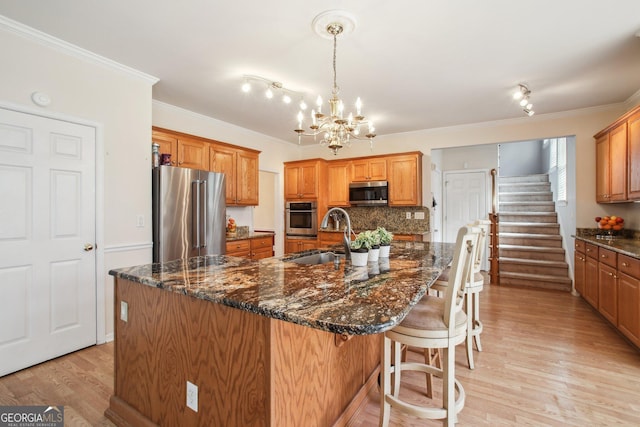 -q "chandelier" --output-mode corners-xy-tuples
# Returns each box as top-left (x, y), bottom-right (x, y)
(294, 11), (376, 155)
